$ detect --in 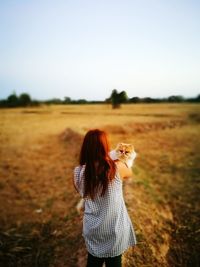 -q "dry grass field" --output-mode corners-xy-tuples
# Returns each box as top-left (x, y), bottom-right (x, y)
(0, 103), (200, 267)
